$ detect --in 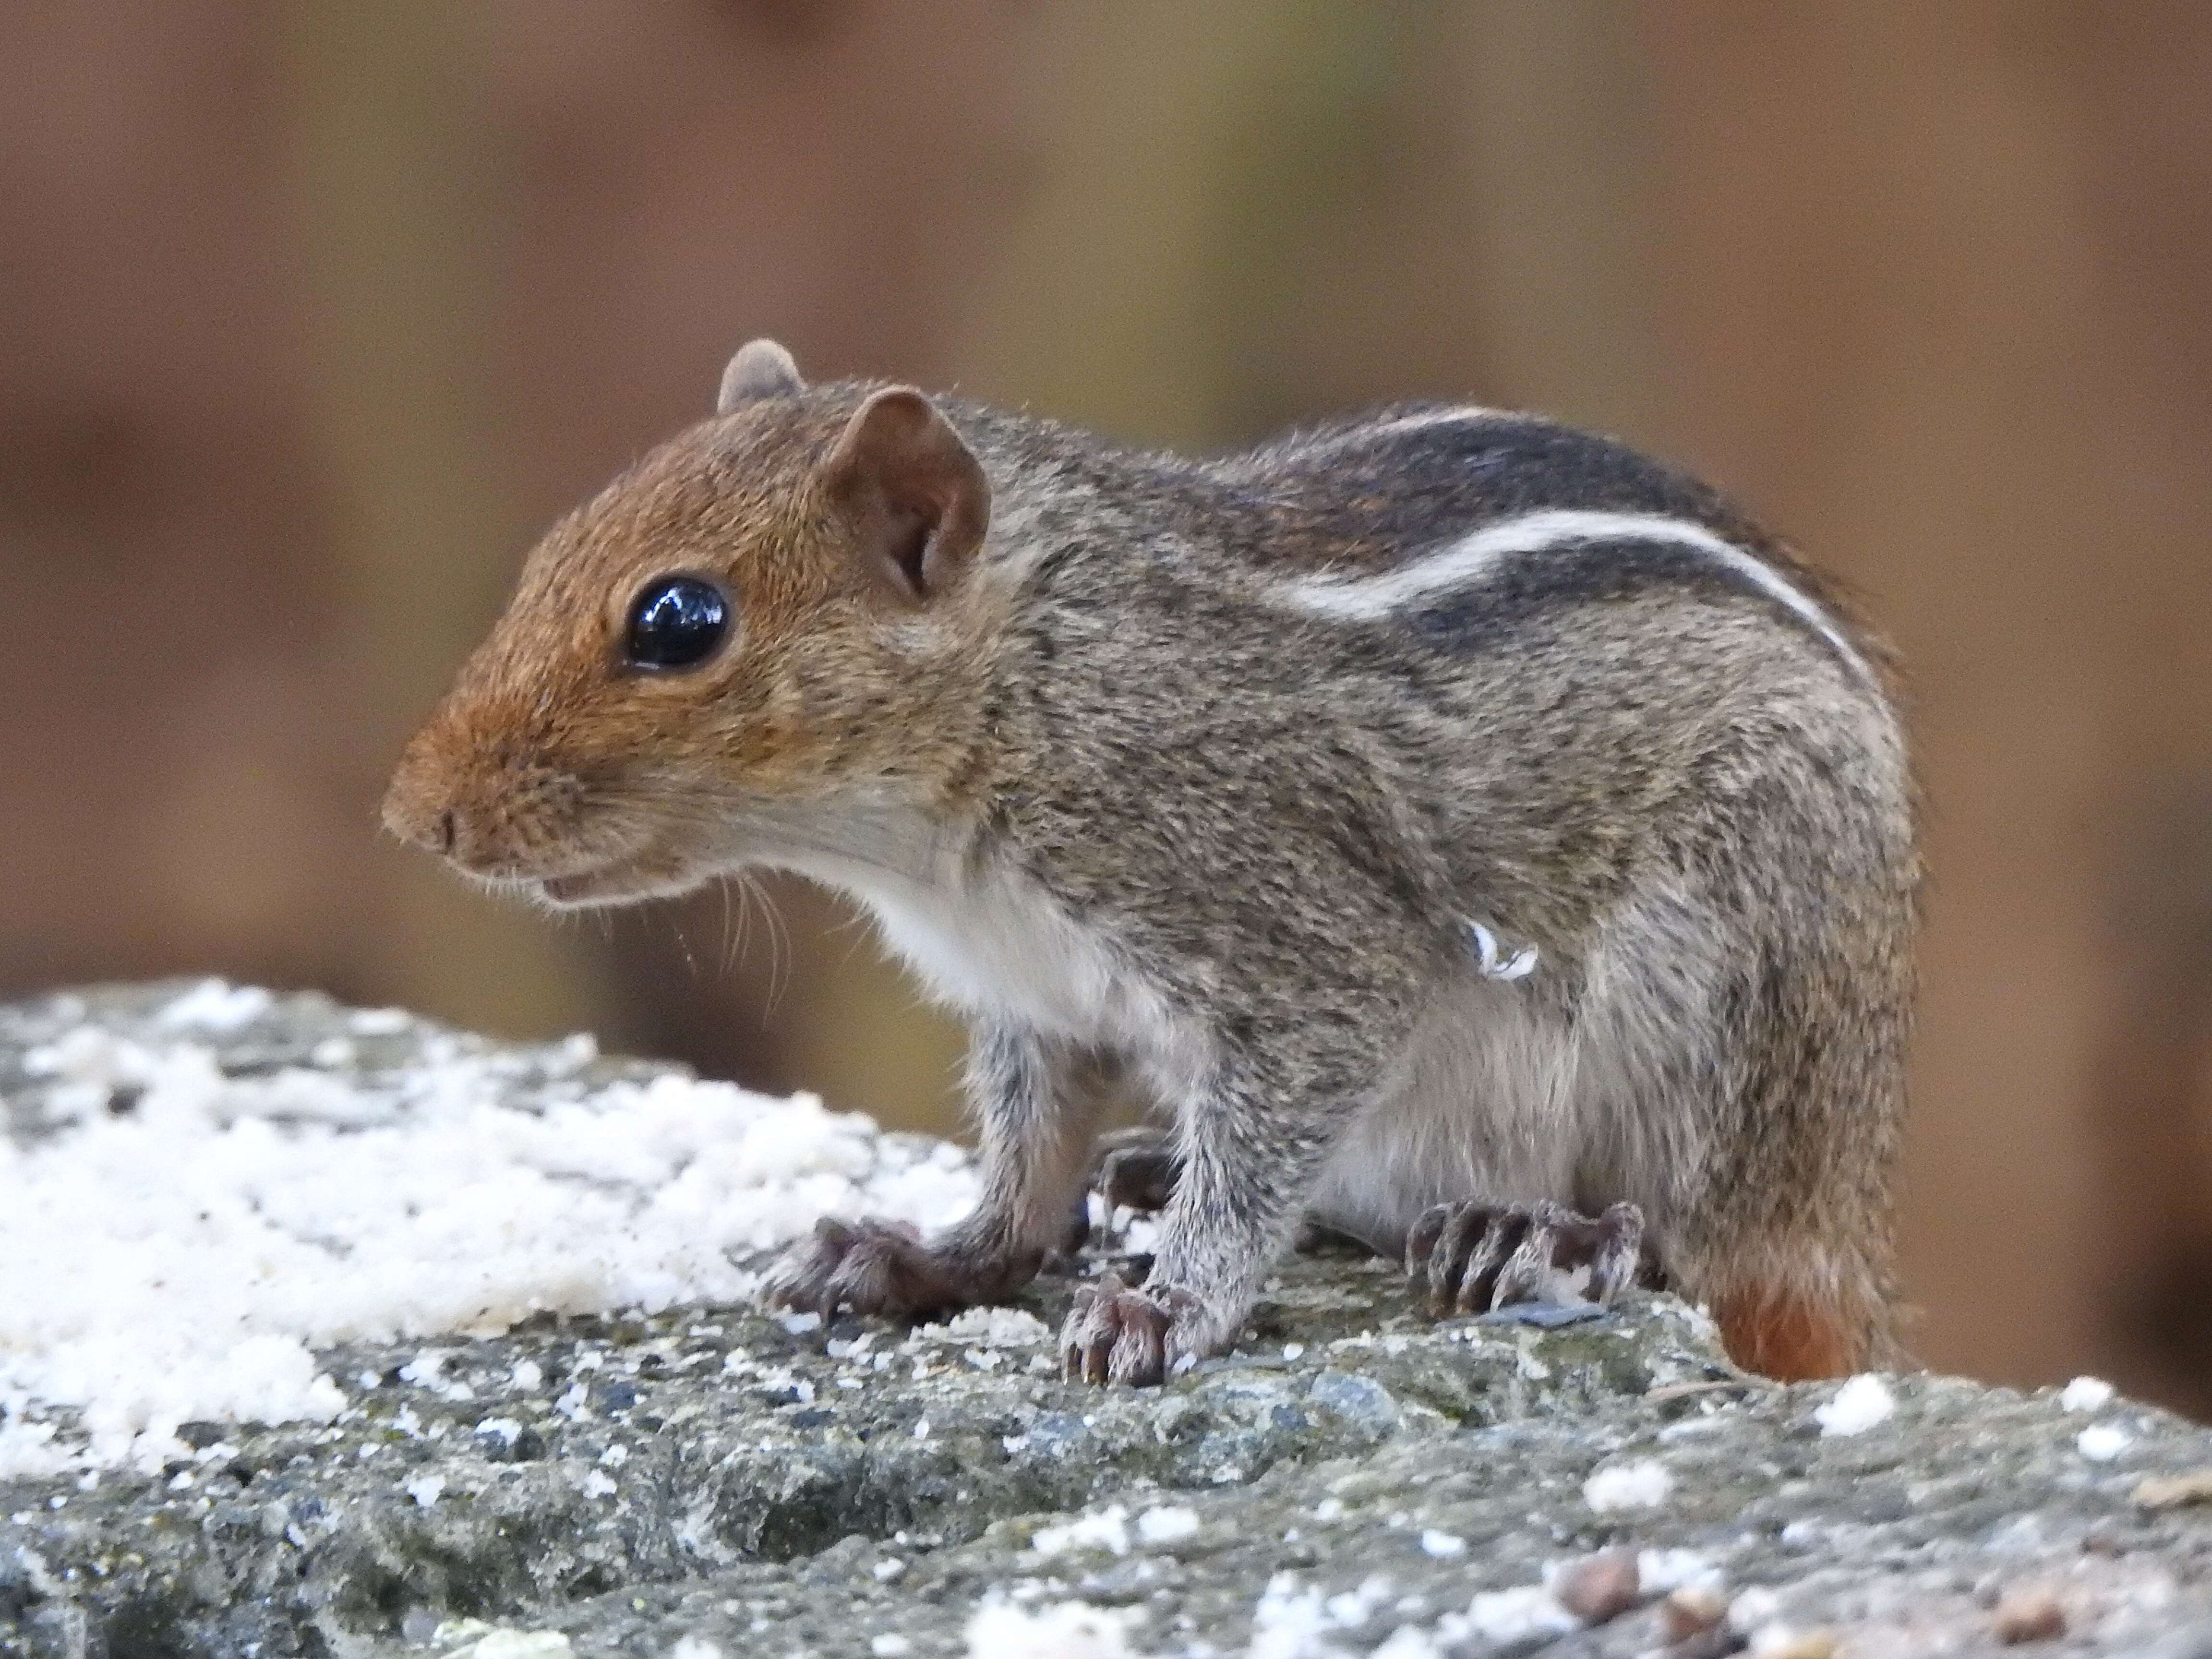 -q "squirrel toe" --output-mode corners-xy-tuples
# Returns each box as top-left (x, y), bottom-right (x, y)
(763, 1215), (983, 1322)
(1407, 1198), (1646, 1316)
(1060, 1273), (1206, 1386)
